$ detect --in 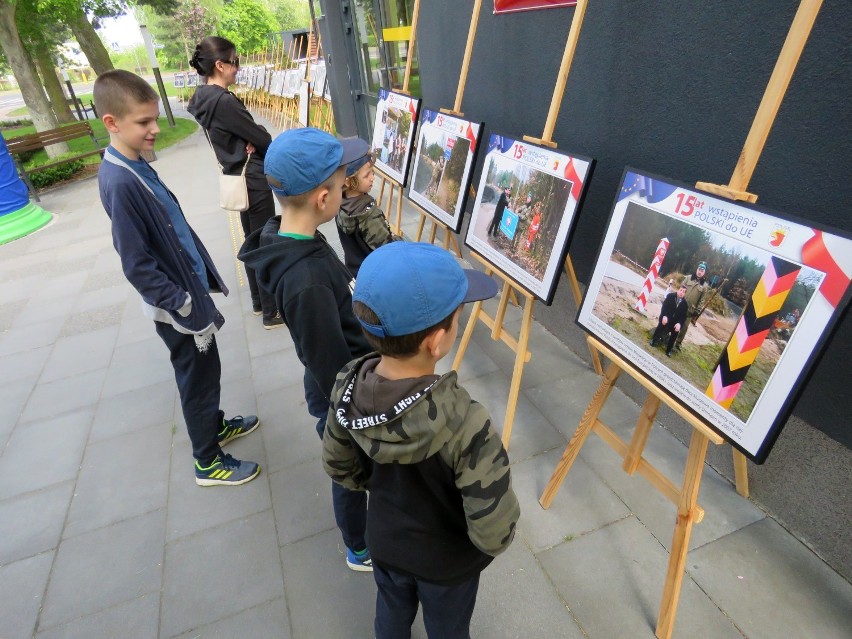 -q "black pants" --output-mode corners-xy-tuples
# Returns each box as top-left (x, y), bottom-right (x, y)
(374, 563), (480, 639)
(155, 322), (223, 465)
(241, 187), (277, 317)
(487, 207), (504, 236)
(305, 369), (368, 552)
(651, 322), (680, 353)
